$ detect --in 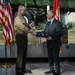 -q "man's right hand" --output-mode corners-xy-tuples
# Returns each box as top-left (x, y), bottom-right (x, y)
(29, 21), (34, 27)
(31, 31), (37, 36)
(28, 30), (37, 35)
